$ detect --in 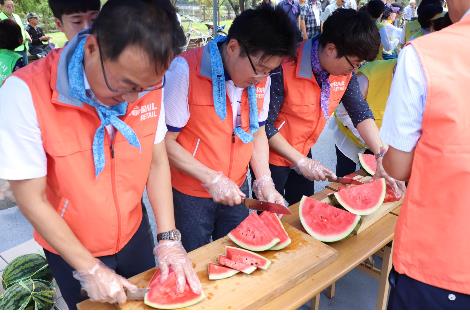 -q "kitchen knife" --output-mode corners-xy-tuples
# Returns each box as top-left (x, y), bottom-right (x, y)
(243, 198), (292, 215)
(80, 287), (149, 301)
(328, 176), (363, 185)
